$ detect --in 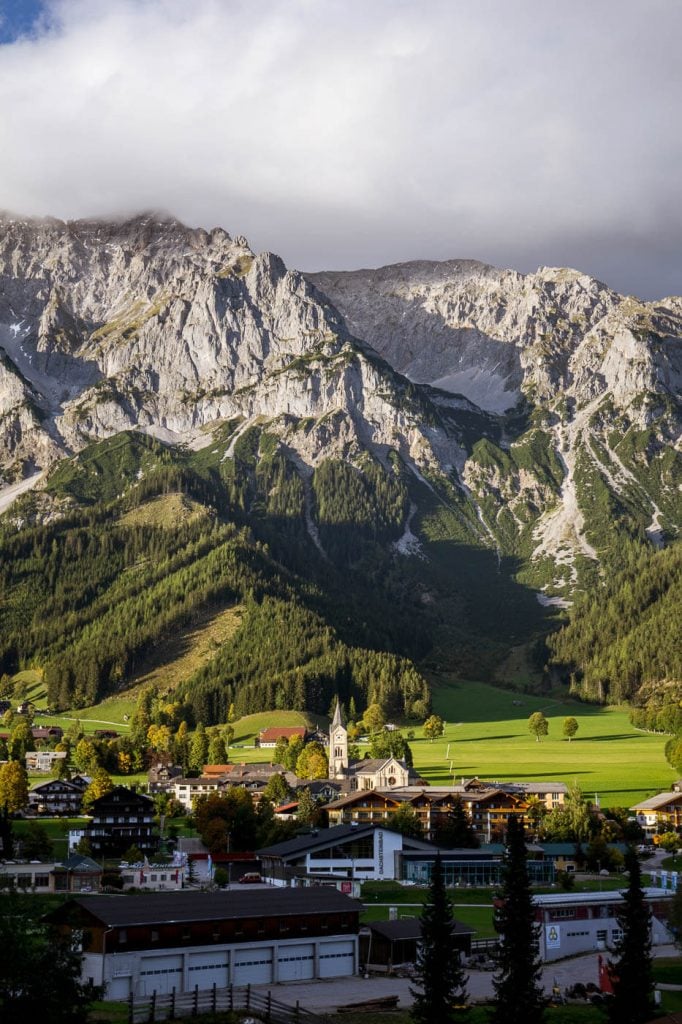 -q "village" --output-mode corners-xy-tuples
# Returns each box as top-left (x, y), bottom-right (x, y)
(2, 700), (682, 1017)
